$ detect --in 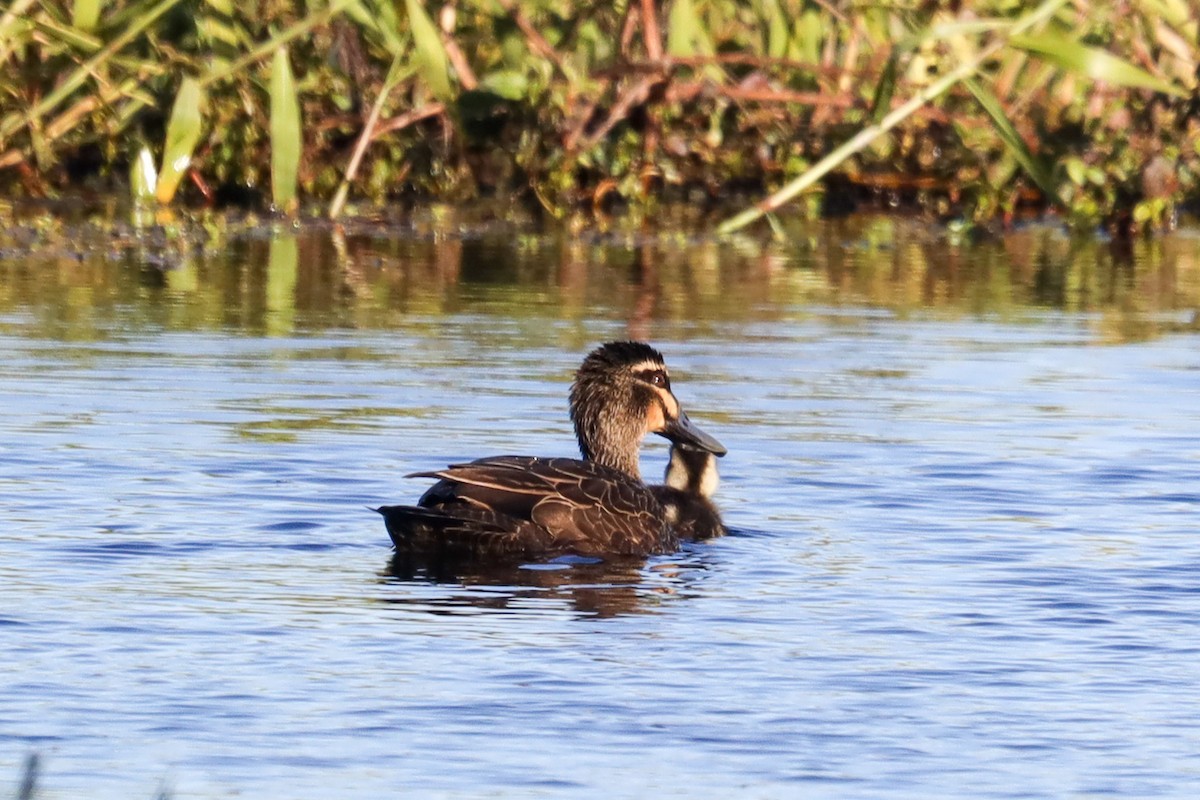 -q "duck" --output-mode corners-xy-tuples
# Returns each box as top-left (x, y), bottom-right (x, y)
(652, 443), (728, 540)
(377, 341), (726, 559)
